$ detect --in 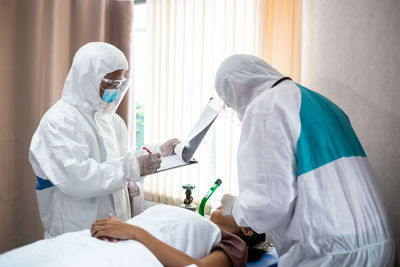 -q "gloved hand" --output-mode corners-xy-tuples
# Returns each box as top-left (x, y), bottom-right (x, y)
(137, 153), (161, 176)
(220, 194), (237, 218)
(160, 138), (181, 157)
(127, 181), (140, 197)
